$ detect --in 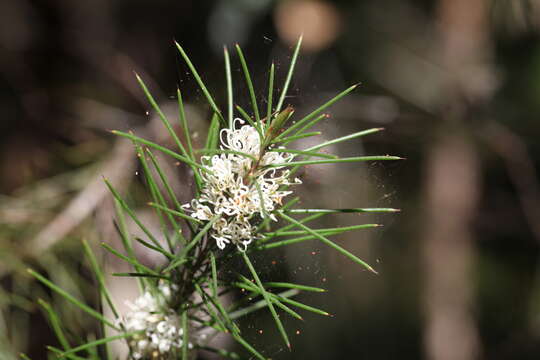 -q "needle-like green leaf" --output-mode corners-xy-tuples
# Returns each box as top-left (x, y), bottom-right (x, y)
(209, 254), (241, 334)
(276, 113), (326, 143)
(181, 311), (189, 360)
(255, 196), (300, 234)
(164, 216), (219, 272)
(258, 213), (326, 244)
(135, 143), (174, 251)
(177, 89), (195, 159)
(112, 131), (210, 174)
(176, 88), (202, 190)
(38, 299), (71, 350)
(265, 106), (294, 144)
(235, 44), (261, 126)
(114, 199), (145, 291)
(290, 113), (328, 140)
(195, 346), (241, 359)
(268, 148), (337, 160)
(305, 128), (384, 152)
(112, 272), (169, 280)
(235, 105), (264, 141)
(104, 179), (163, 250)
(240, 280), (328, 316)
(210, 253), (218, 298)
(241, 252), (290, 349)
(133, 237), (174, 260)
(135, 73), (189, 159)
(266, 62), (275, 130)
(205, 114), (220, 151)
(255, 182), (270, 227)
(272, 131), (321, 145)
(59, 332), (139, 358)
(274, 293), (329, 316)
(264, 224), (381, 237)
(266, 155), (402, 168)
(175, 41), (224, 124)
(232, 333), (266, 360)
(28, 269), (118, 330)
(196, 283), (241, 335)
(46, 346), (85, 360)
(194, 284), (228, 332)
(146, 149), (192, 238)
(100, 243), (159, 276)
(224, 46), (234, 129)
(147, 202), (202, 225)
(258, 234), (328, 250)
(277, 83), (358, 143)
(82, 240), (119, 319)
(85, 334), (100, 360)
(285, 128), (388, 178)
(278, 212), (378, 274)
(287, 208), (400, 214)
(263, 282), (326, 293)
(234, 280), (303, 321)
(229, 289), (299, 320)
(275, 35), (303, 114)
